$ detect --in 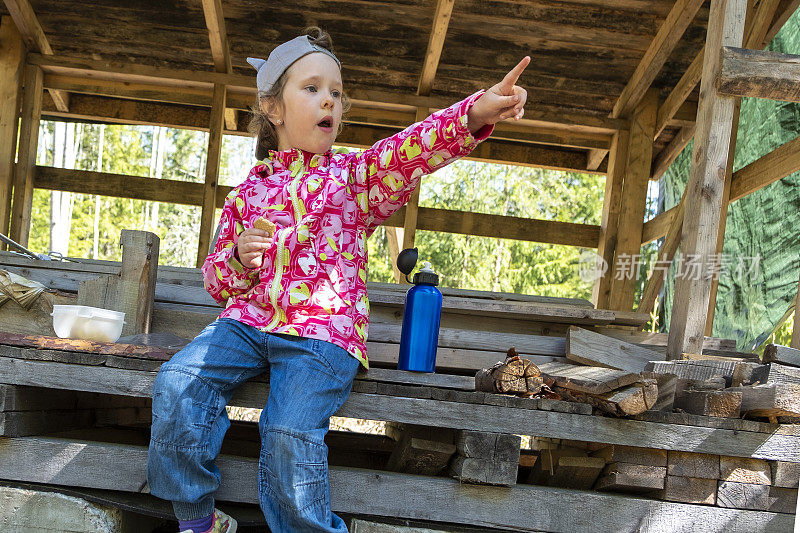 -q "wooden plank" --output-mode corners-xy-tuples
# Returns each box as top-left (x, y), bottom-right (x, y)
(2, 0), (68, 111)
(717, 47), (800, 102)
(544, 455), (606, 489)
(537, 361), (641, 394)
(642, 370), (677, 411)
(197, 82), (226, 267)
(794, 270), (800, 349)
(608, 89), (658, 311)
(717, 480), (771, 511)
(566, 326), (663, 372)
(119, 230), (160, 336)
(386, 434), (456, 475)
(1, 437), (794, 533)
(594, 462), (666, 492)
(3, 355), (800, 461)
(8, 63), (42, 247)
(586, 148), (608, 171)
(763, 344), (800, 368)
(594, 327), (736, 353)
(611, 0), (705, 119)
(593, 130), (629, 308)
(770, 461), (800, 489)
(0, 16), (24, 242)
(448, 430), (521, 486)
(417, 0), (454, 96)
(760, 363), (800, 386)
(738, 383), (800, 417)
(640, 204), (675, 245)
(667, 0), (747, 360)
(590, 444), (667, 467)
